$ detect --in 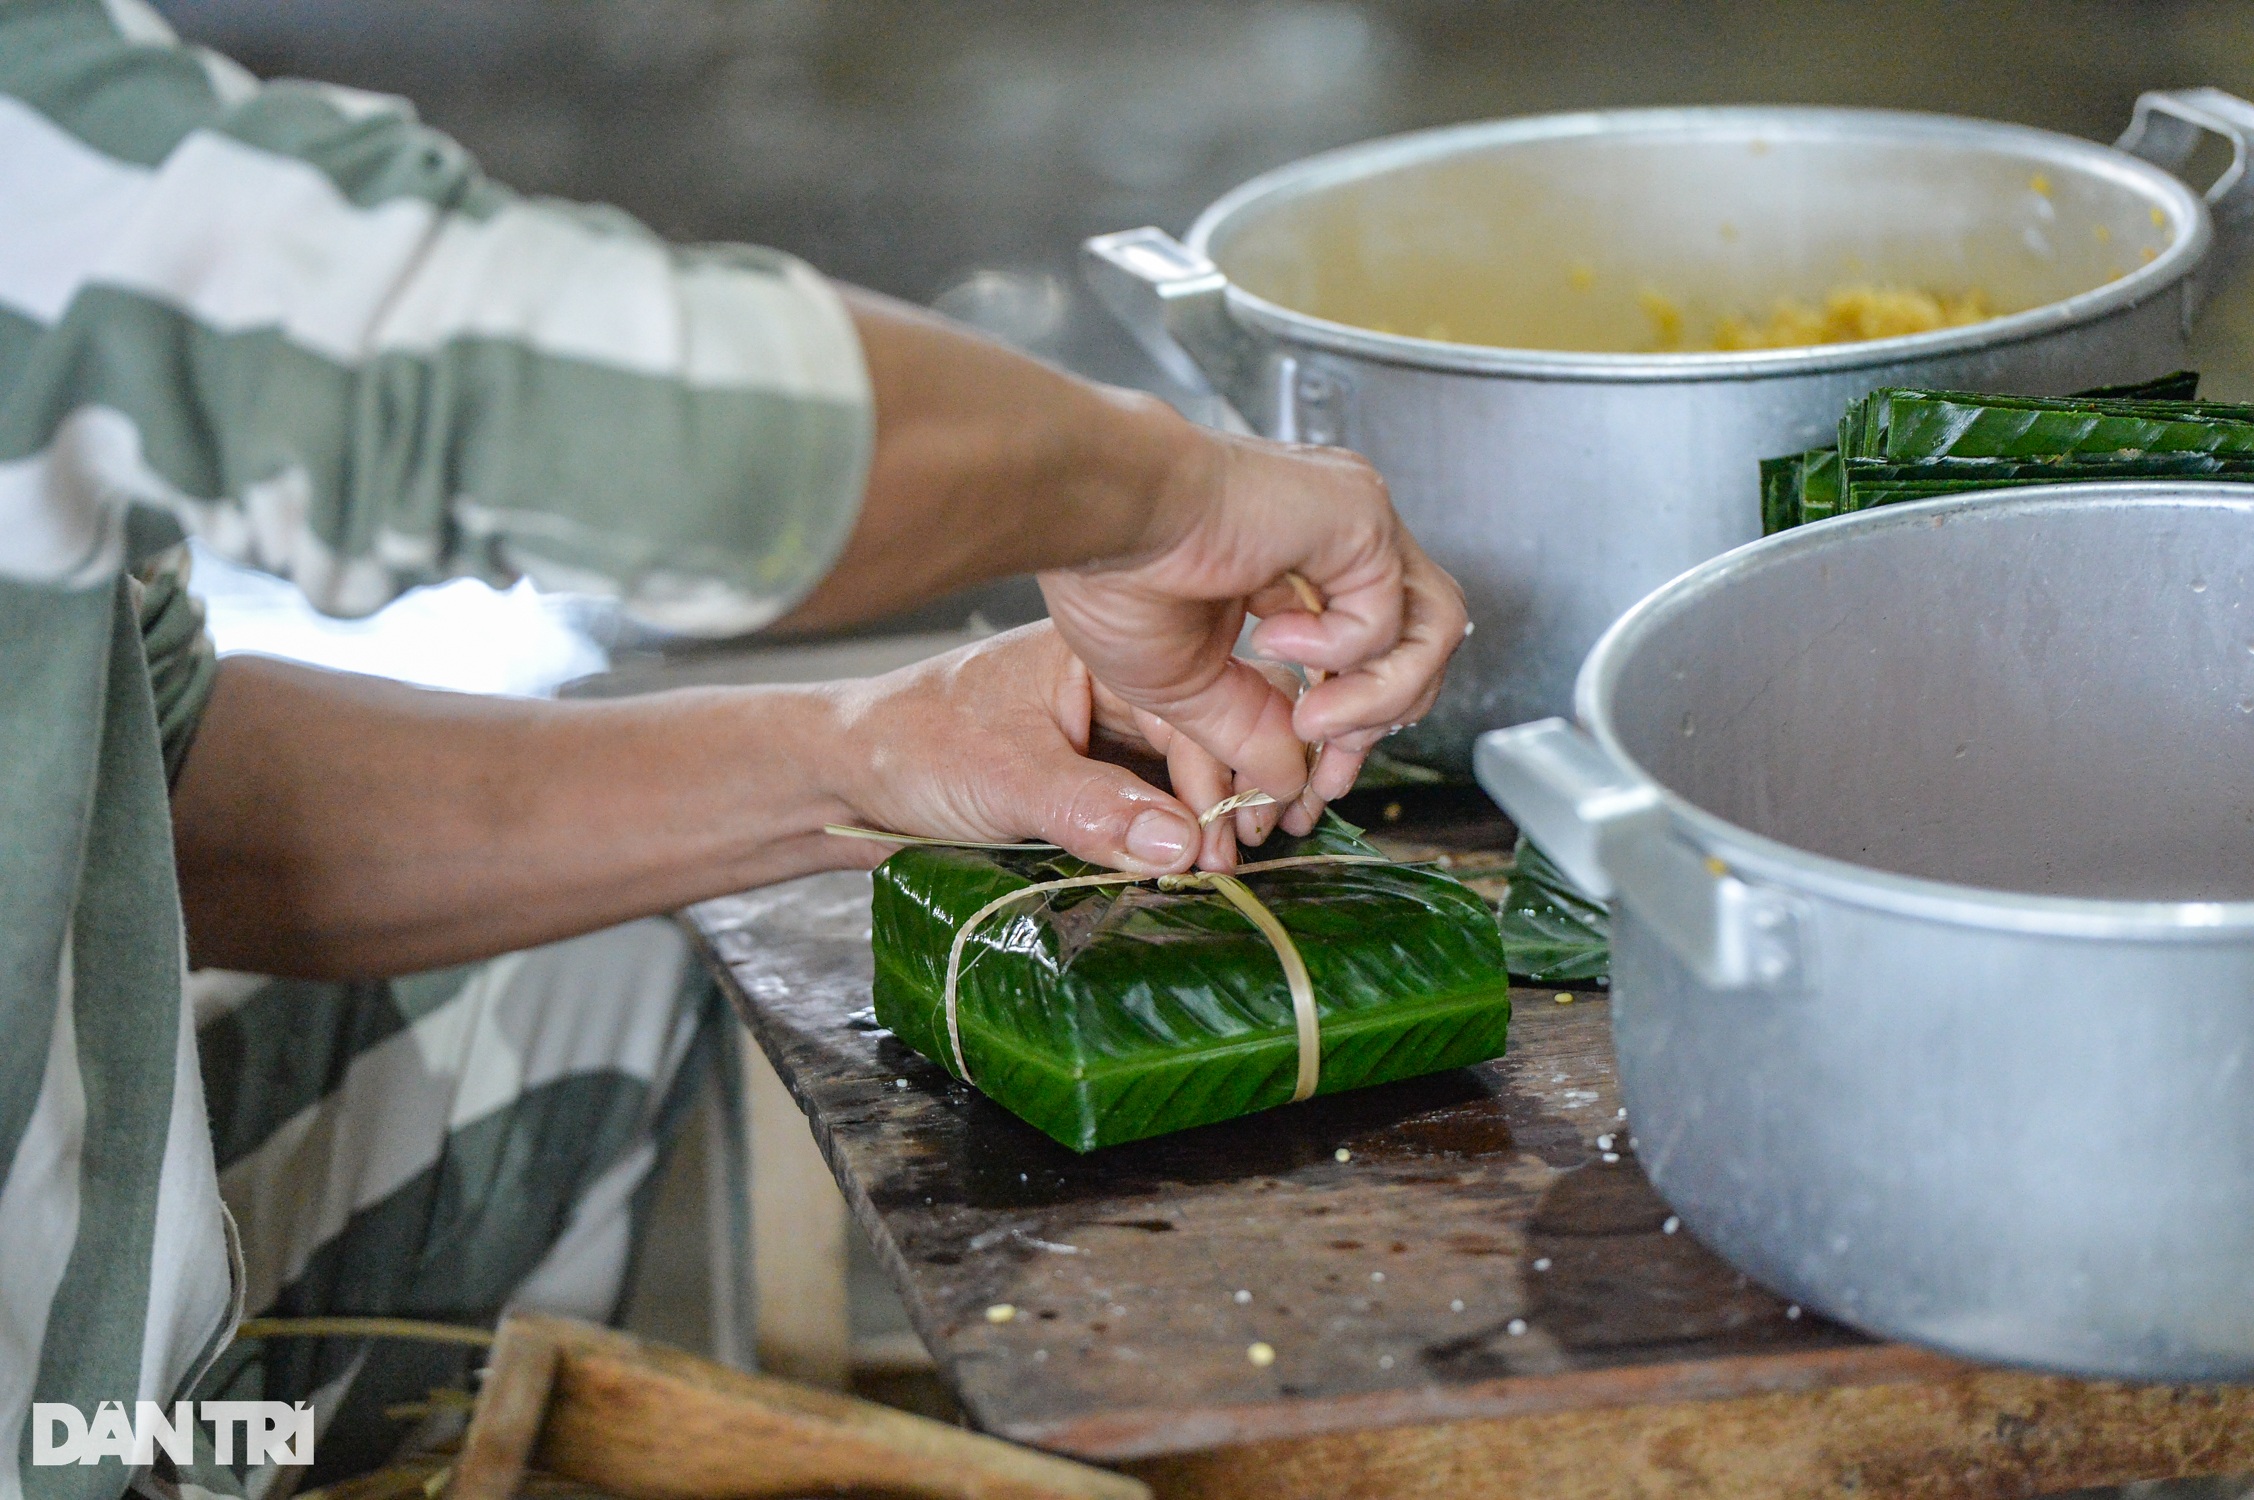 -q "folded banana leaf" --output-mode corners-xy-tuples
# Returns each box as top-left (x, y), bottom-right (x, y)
(1842, 386), (2254, 463)
(1835, 371), (2205, 460)
(1760, 446), (1845, 532)
(2076, 371), (2204, 402)
(1840, 452), (2254, 509)
(1497, 836), (1611, 984)
(1757, 373), (2254, 533)
(870, 814), (1513, 1152)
